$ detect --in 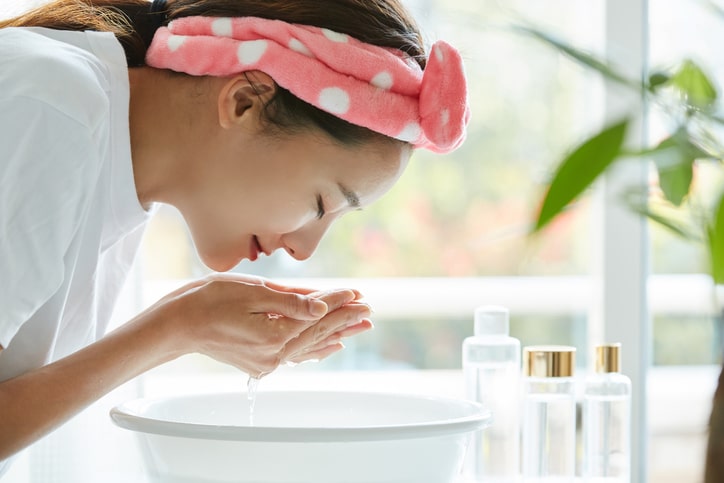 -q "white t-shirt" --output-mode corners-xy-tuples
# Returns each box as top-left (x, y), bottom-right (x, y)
(0, 28), (150, 383)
